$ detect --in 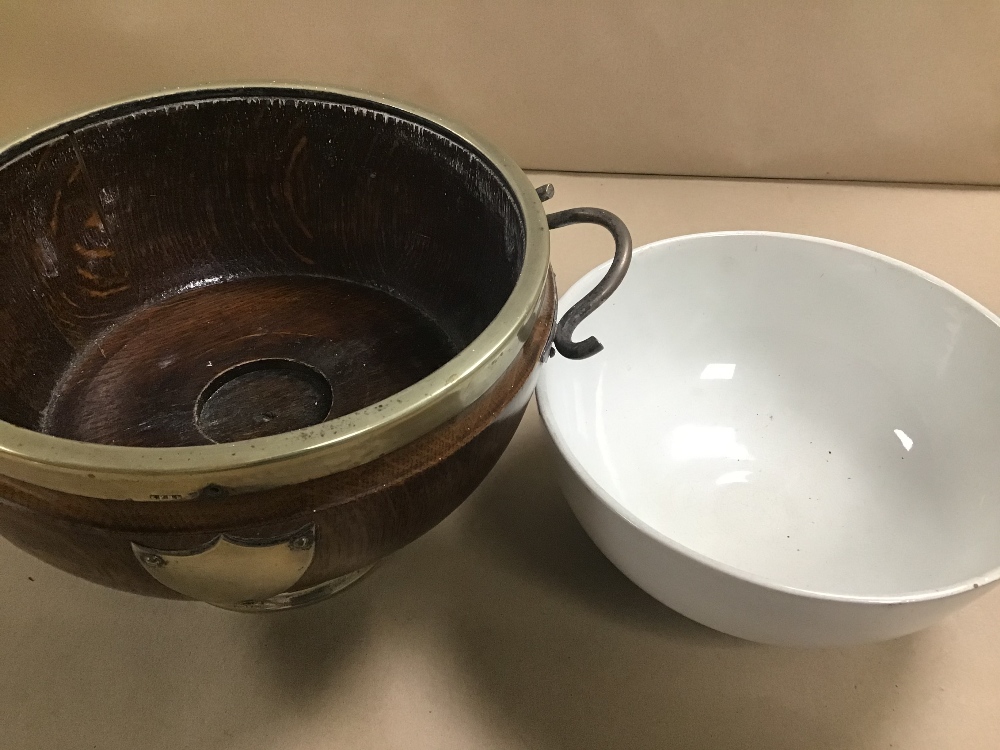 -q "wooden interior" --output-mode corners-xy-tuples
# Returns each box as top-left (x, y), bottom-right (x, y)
(0, 275), (555, 598)
(0, 88), (551, 602)
(0, 88), (525, 446)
